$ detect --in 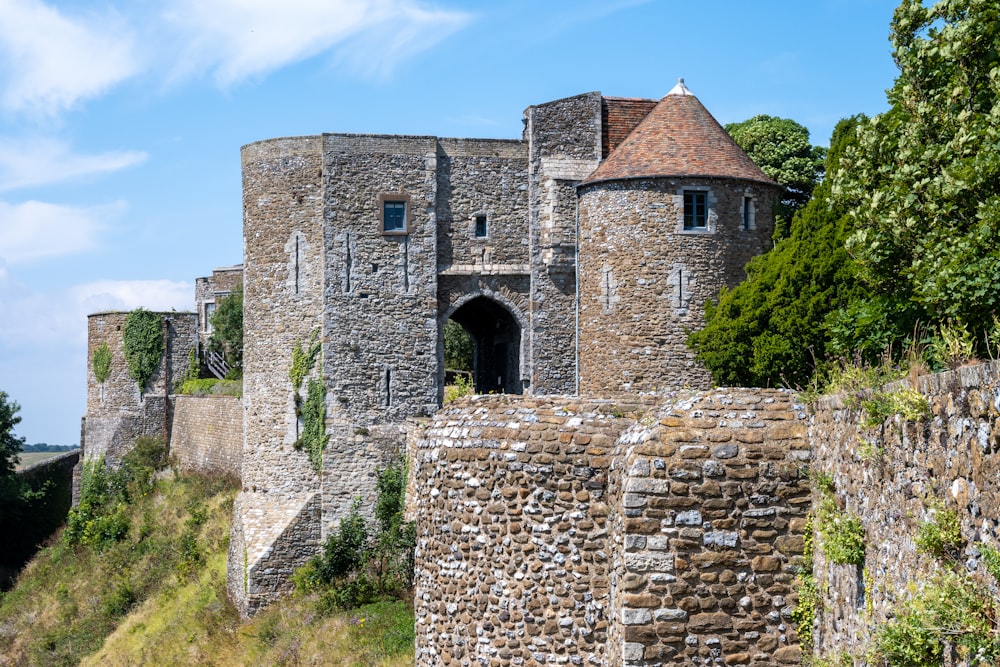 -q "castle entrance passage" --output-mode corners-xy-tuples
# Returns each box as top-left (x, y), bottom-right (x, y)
(448, 297), (522, 395)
